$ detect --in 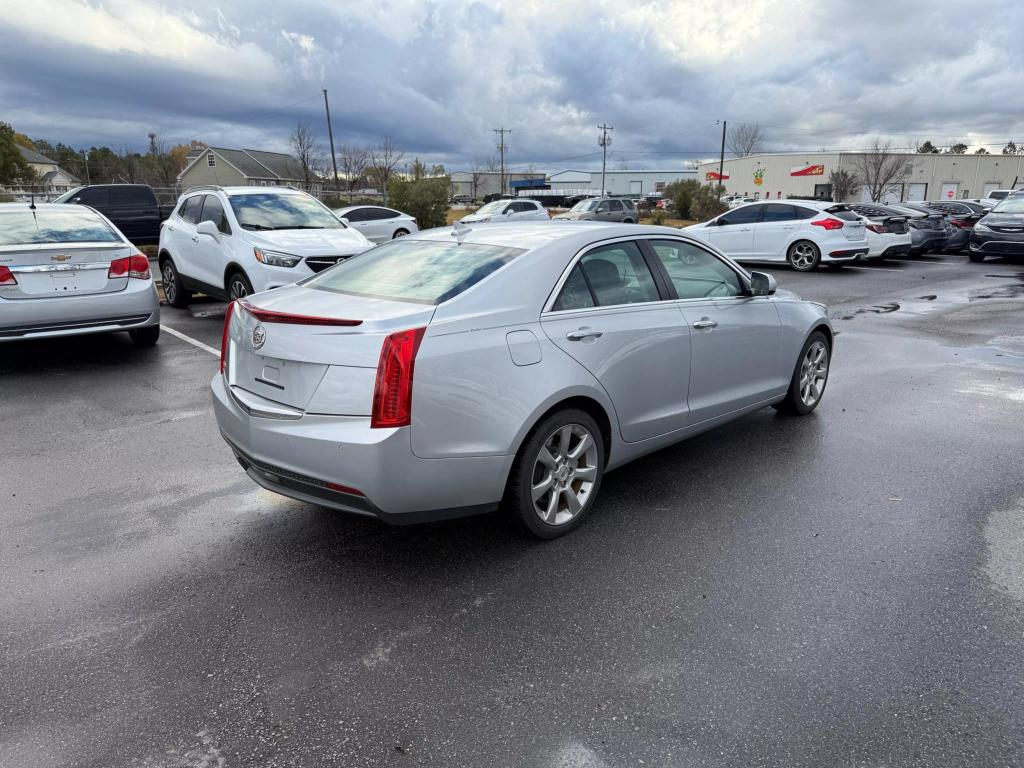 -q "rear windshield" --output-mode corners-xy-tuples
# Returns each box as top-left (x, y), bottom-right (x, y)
(0, 209), (120, 245)
(305, 238), (526, 304)
(826, 205), (861, 222)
